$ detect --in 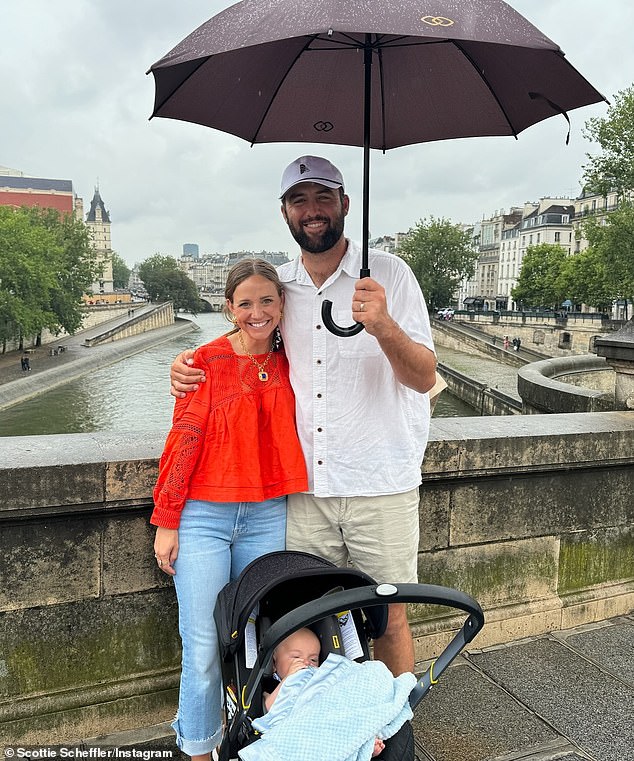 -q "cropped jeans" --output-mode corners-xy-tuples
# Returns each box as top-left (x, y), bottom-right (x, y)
(171, 496), (287, 756)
